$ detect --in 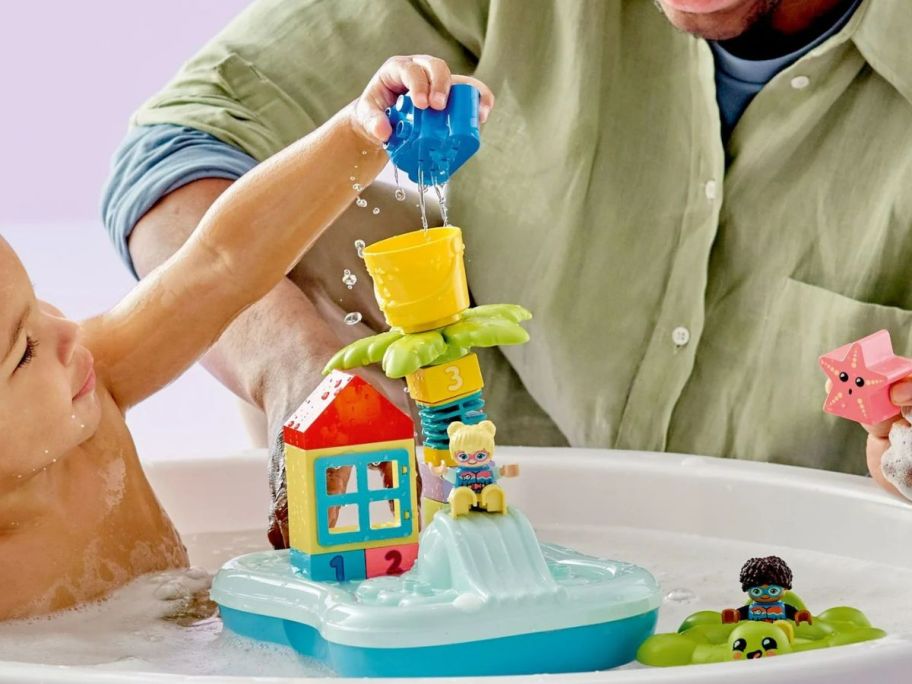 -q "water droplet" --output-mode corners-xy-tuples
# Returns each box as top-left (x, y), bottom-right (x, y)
(352, 183), (362, 192)
(435, 184), (449, 226)
(354, 239), (366, 258)
(356, 198), (368, 208)
(372, 207), (380, 215)
(394, 188), (407, 202)
(344, 312), (363, 326)
(664, 588), (696, 604)
(361, 150), (368, 155)
(342, 269), (357, 289)
(349, 176), (356, 181)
